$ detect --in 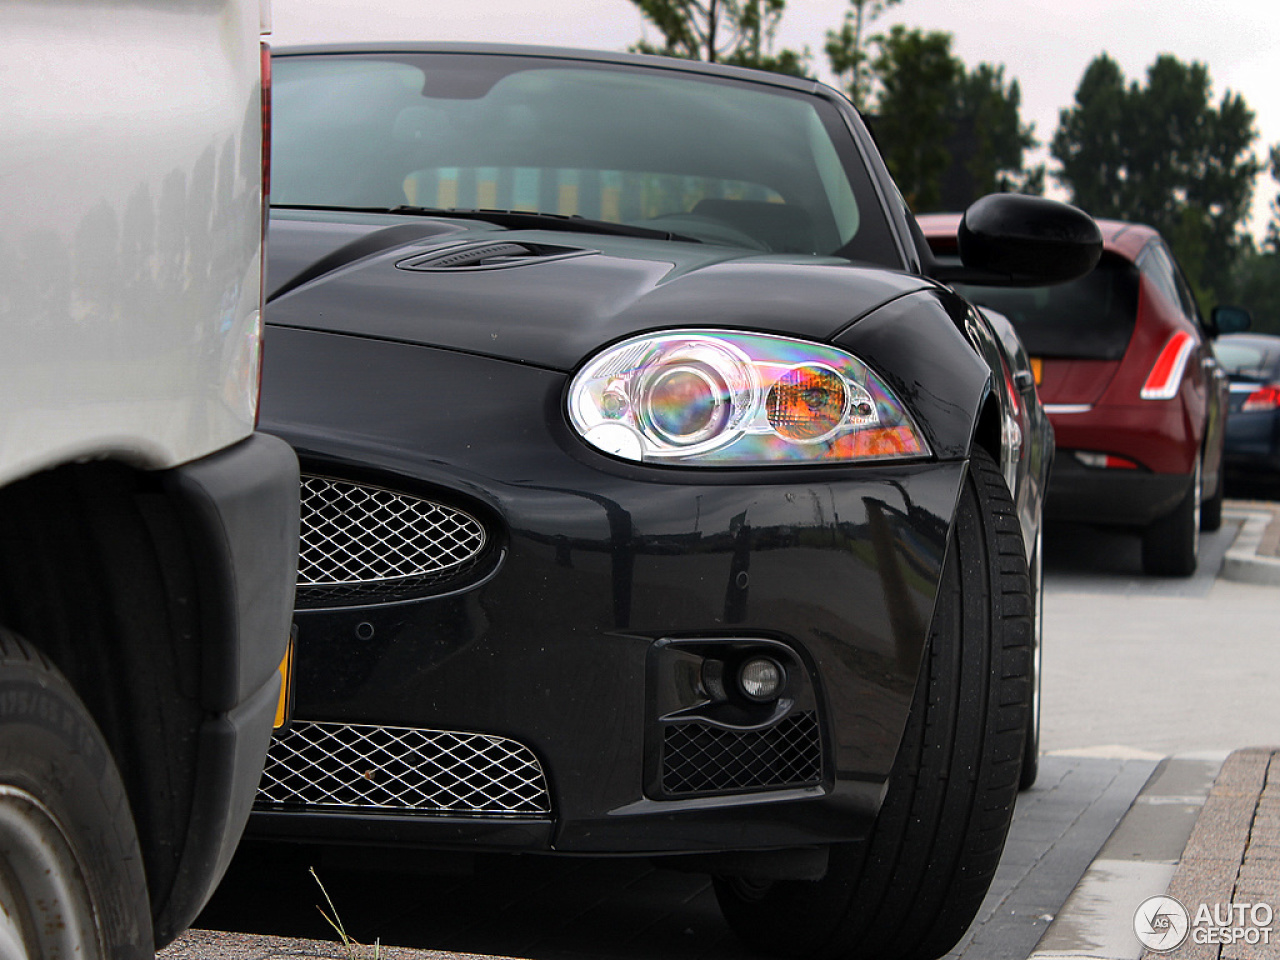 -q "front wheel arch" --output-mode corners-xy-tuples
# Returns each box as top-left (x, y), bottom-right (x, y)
(714, 447), (1033, 960)
(0, 461), (206, 945)
(971, 393), (1006, 475)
